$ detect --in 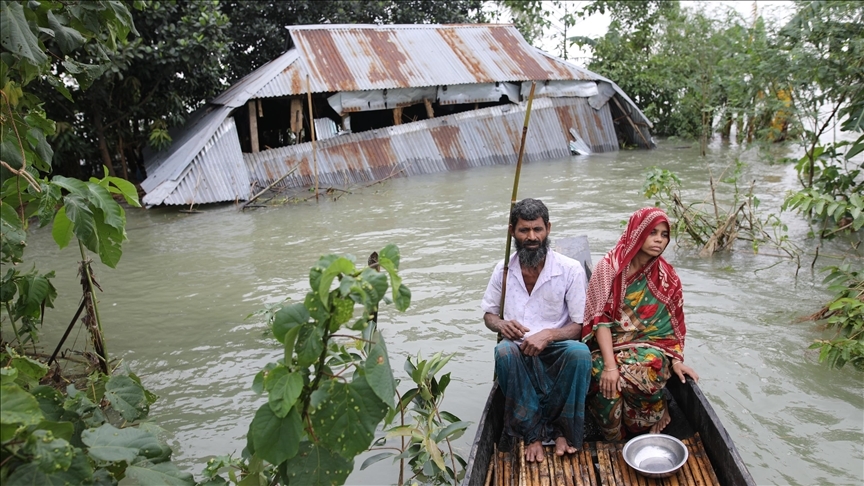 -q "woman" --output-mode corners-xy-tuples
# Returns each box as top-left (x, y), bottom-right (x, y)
(582, 207), (699, 441)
